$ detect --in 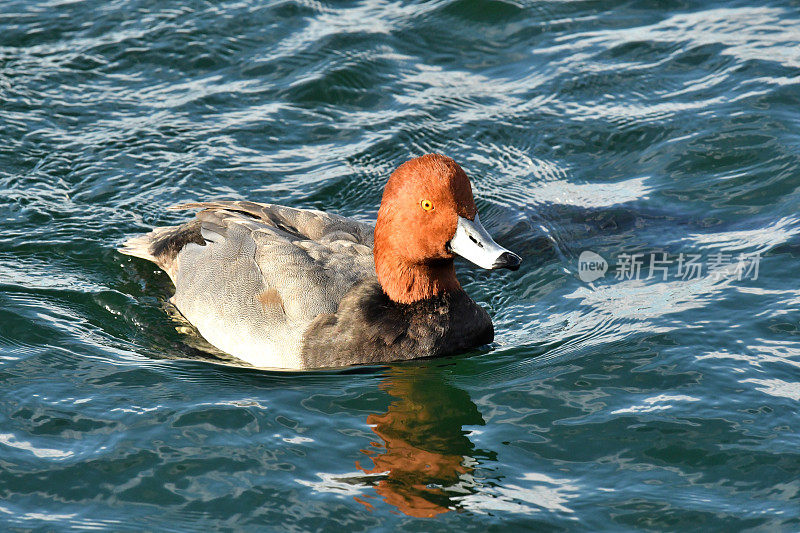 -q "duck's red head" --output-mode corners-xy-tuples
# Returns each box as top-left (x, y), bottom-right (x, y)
(374, 154), (521, 304)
